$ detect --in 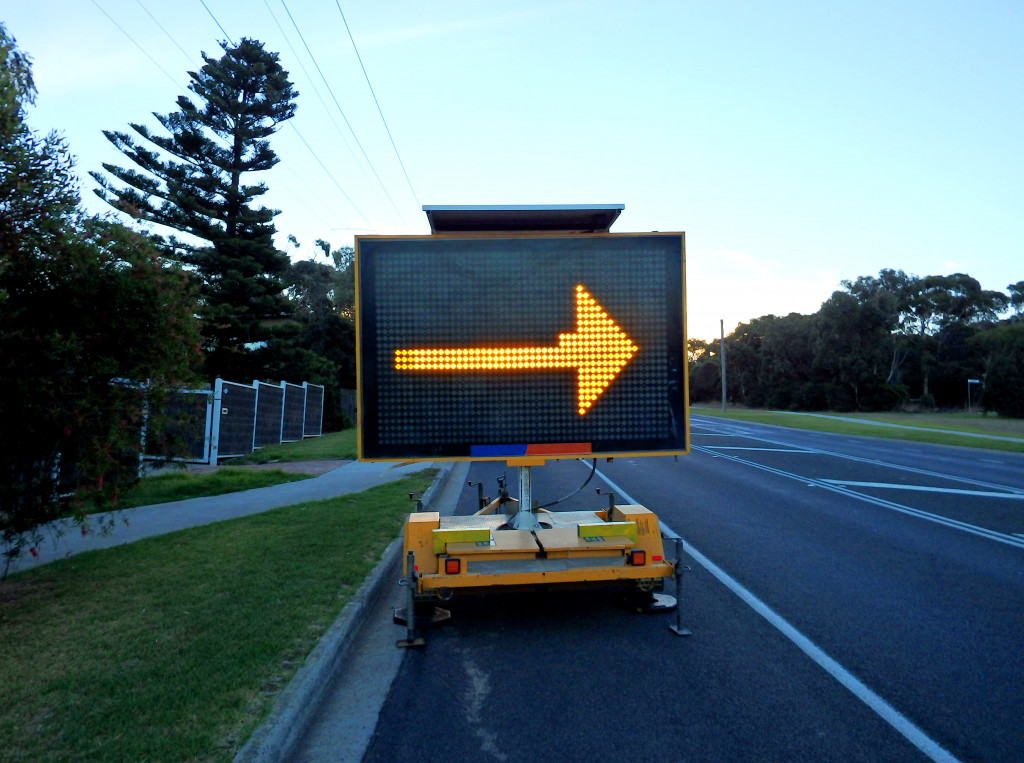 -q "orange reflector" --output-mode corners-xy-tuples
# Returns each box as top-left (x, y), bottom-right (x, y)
(628, 549), (646, 566)
(444, 558), (461, 575)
